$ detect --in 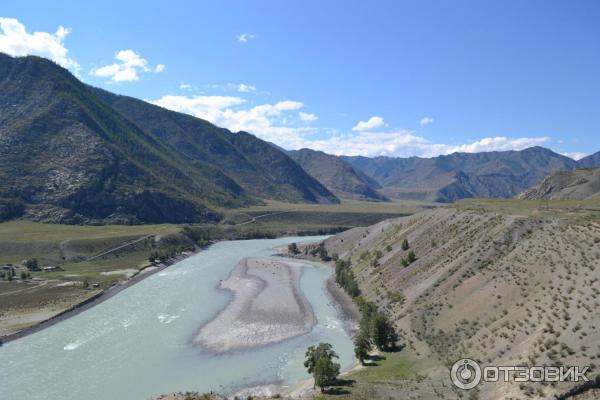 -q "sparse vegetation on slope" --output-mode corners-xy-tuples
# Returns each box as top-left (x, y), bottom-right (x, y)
(318, 200), (600, 399)
(520, 167), (600, 200)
